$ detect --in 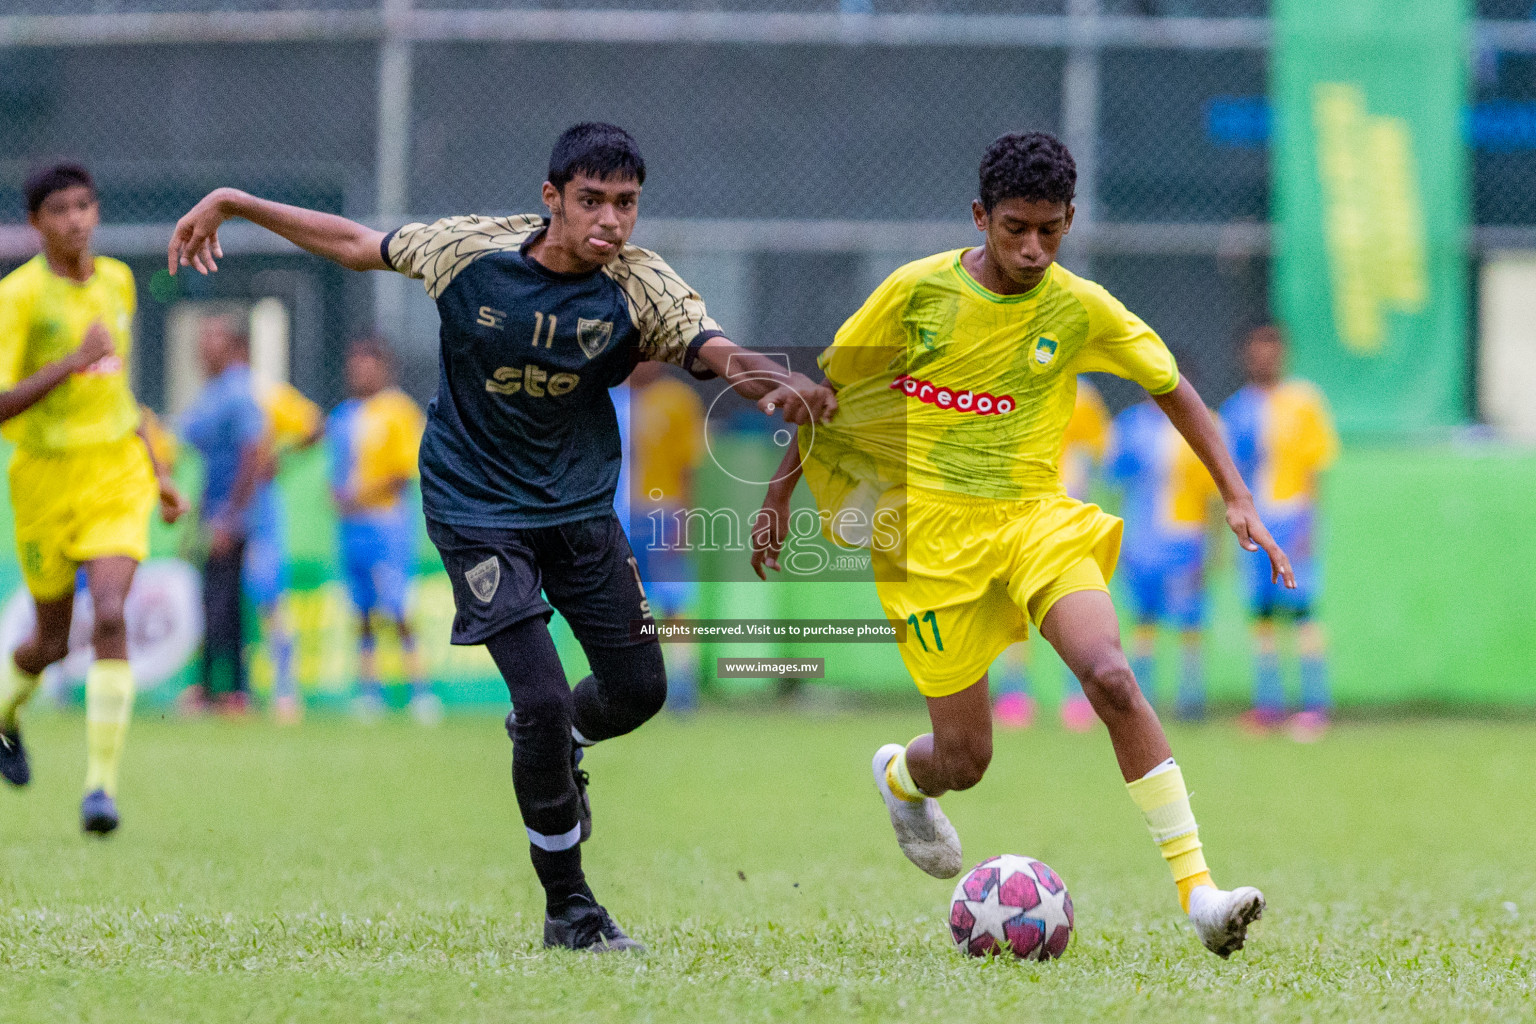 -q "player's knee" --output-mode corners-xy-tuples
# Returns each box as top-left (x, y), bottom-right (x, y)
(20, 633), (69, 670)
(1080, 656), (1139, 718)
(92, 598), (128, 644)
(936, 732), (992, 791)
(591, 641), (668, 732)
